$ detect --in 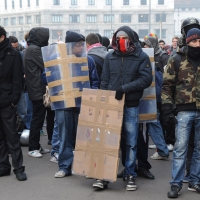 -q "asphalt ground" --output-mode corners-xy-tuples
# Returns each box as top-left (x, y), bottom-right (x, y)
(0, 132), (199, 200)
